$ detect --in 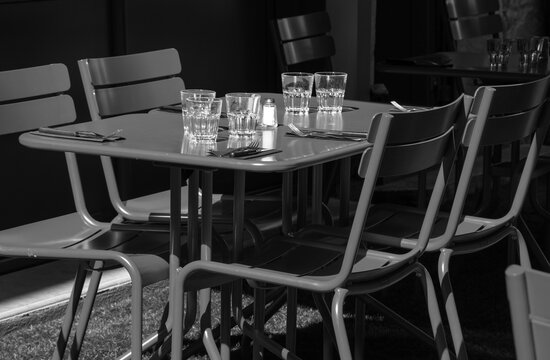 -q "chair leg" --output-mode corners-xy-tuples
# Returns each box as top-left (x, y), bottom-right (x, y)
(286, 287), (297, 353)
(438, 249), (467, 360)
(331, 288), (352, 360)
(253, 288), (266, 360)
(68, 261), (104, 359)
(416, 264), (450, 360)
(52, 261), (88, 360)
(220, 283), (232, 360)
(354, 298), (366, 360)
